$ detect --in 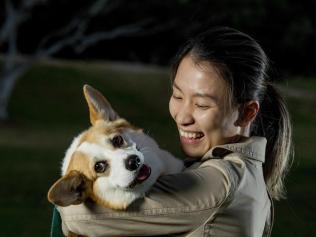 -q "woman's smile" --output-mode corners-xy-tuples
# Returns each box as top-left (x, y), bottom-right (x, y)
(179, 129), (205, 145)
